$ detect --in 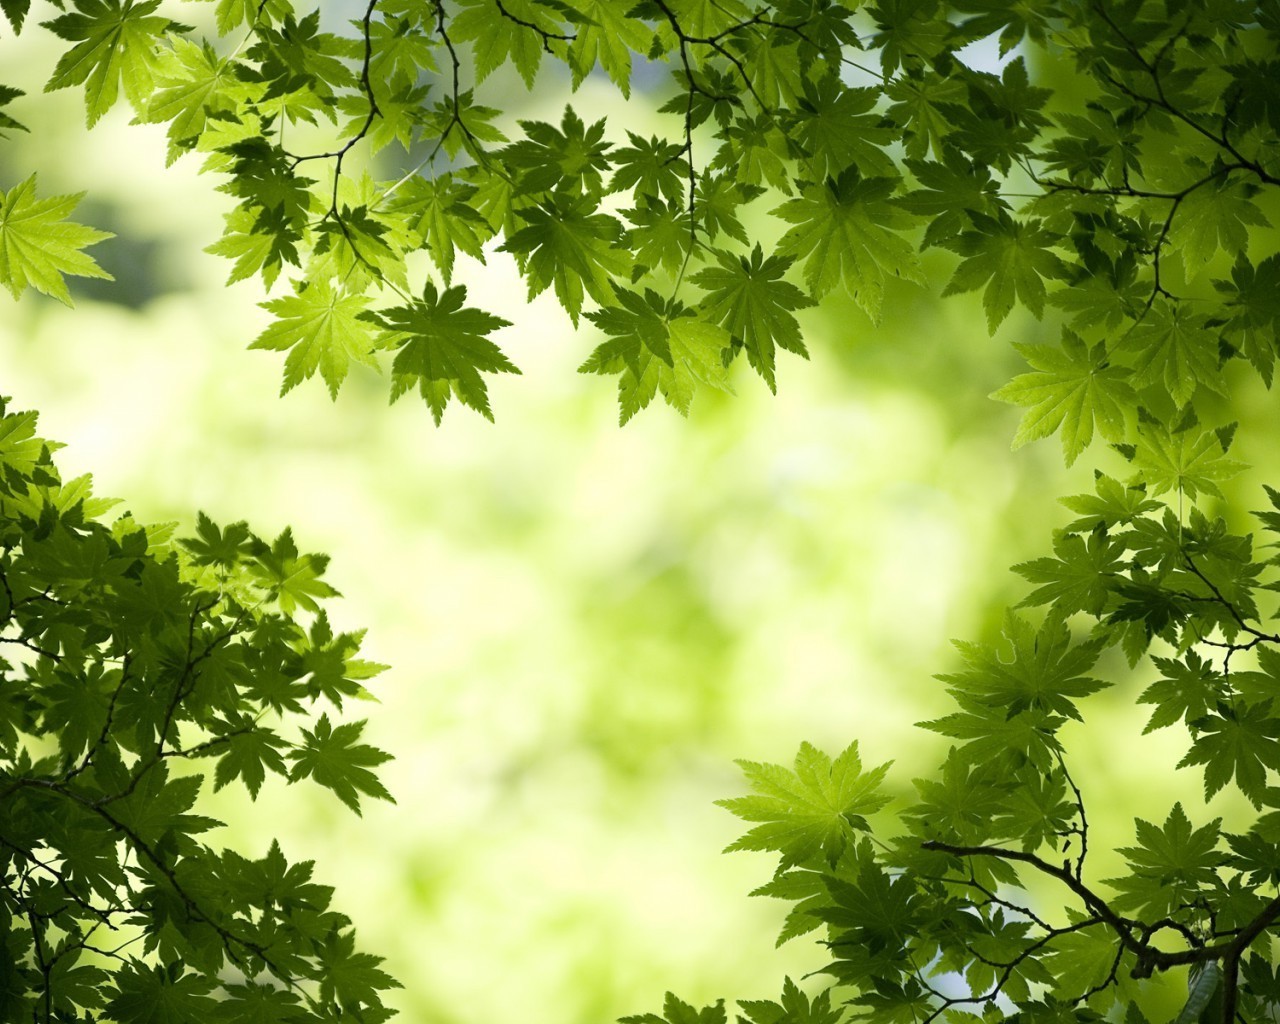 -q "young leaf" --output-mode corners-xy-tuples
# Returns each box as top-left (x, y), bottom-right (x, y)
(248, 526), (339, 614)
